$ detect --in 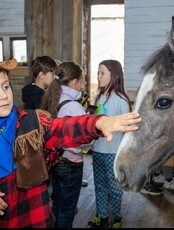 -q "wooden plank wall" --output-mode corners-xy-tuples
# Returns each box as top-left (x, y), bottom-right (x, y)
(25, 0), (54, 64)
(124, 0), (174, 90)
(2, 0), (174, 99)
(9, 66), (29, 107)
(25, 0), (84, 65)
(0, 0), (24, 35)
